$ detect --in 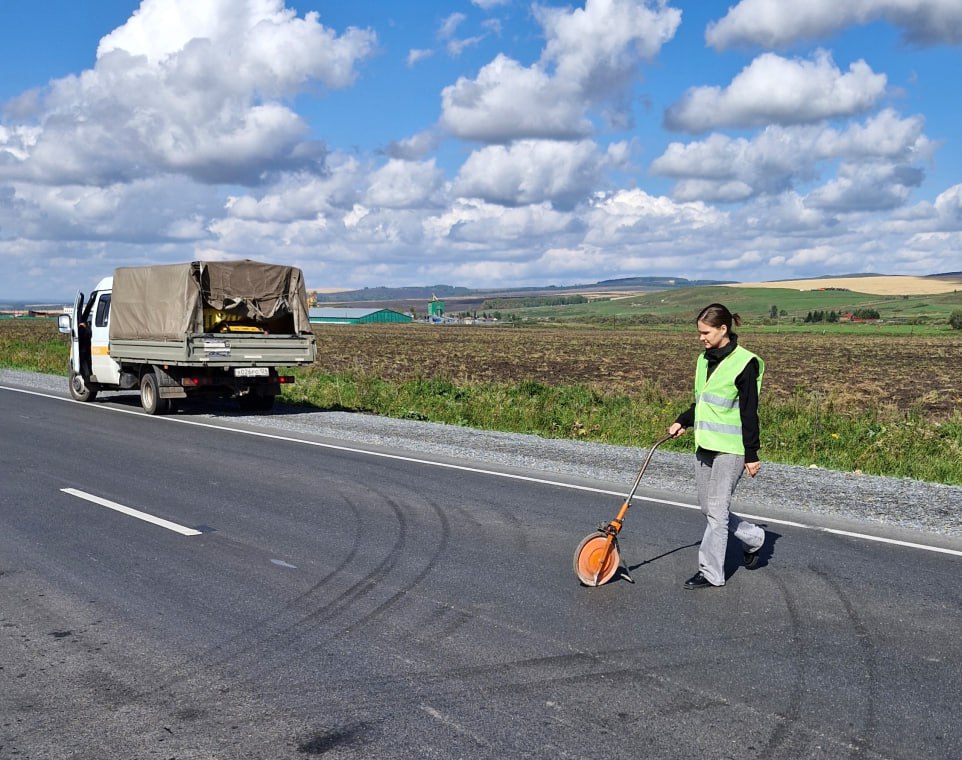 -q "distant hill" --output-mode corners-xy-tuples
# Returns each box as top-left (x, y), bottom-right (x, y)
(592, 276), (734, 288)
(313, 284), (473, 303)
(311, 275), (733, 303)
